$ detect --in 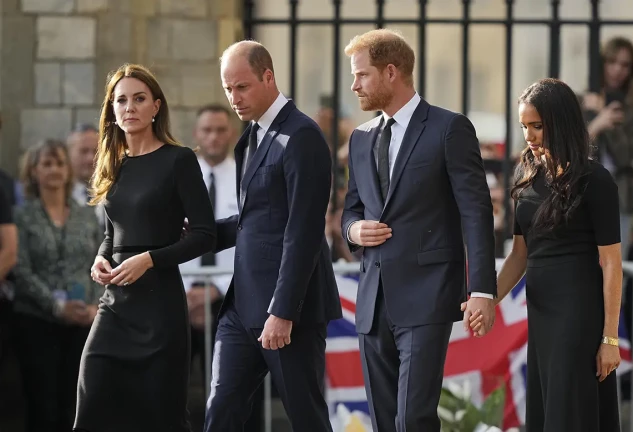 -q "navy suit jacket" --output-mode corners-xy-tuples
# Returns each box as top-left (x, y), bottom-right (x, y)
(342, 98), (497, 334)
(215, 101), (342, 328)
